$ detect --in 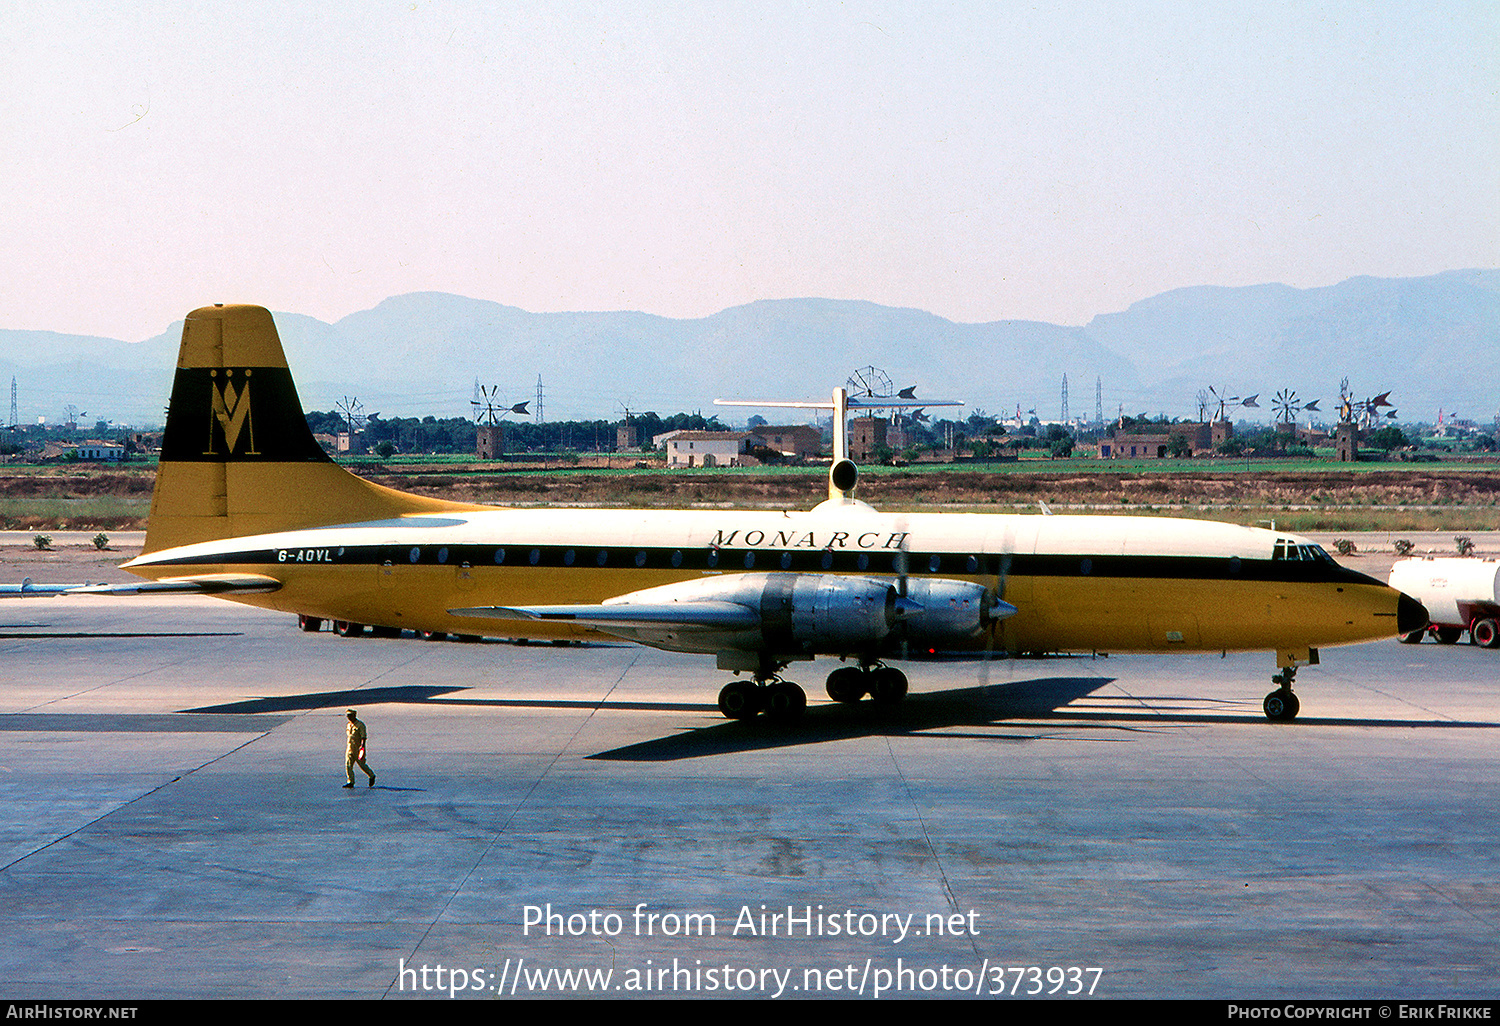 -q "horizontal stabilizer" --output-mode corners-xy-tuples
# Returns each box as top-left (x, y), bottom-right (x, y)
(1, 574), (282, 598)
(450, 601), (760, 631)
